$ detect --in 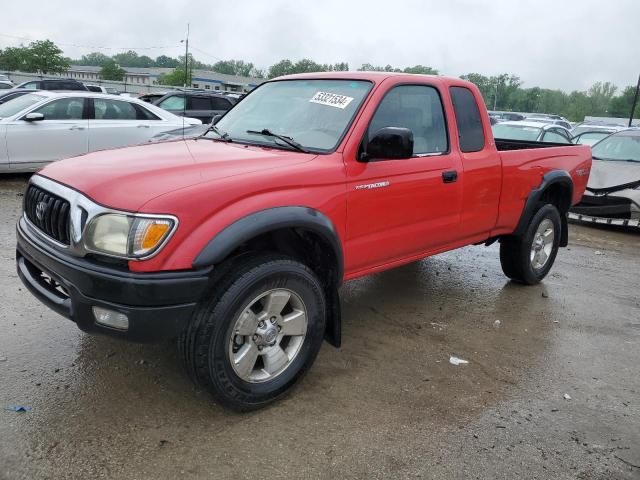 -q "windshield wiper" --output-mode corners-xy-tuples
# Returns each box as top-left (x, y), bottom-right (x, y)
(200, 123), (231, 142)
(246, 129), (309, 153)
